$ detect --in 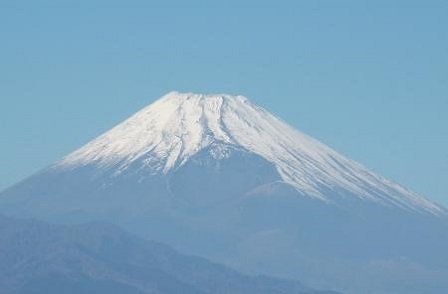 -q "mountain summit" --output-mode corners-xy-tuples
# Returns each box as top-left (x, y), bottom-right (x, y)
(58, 91), (442, 215)
(1, 91), (448, 294)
